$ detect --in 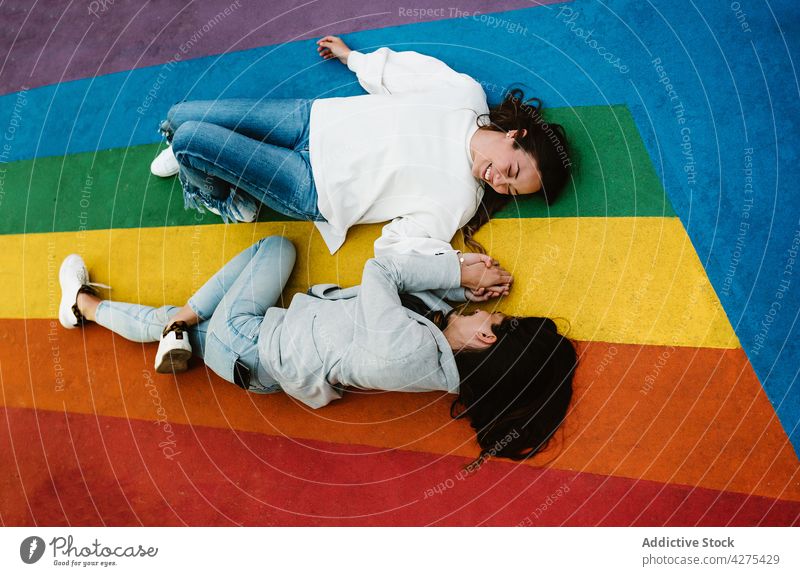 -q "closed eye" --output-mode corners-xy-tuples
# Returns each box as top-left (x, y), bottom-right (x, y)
(511, 163), (520, 195)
